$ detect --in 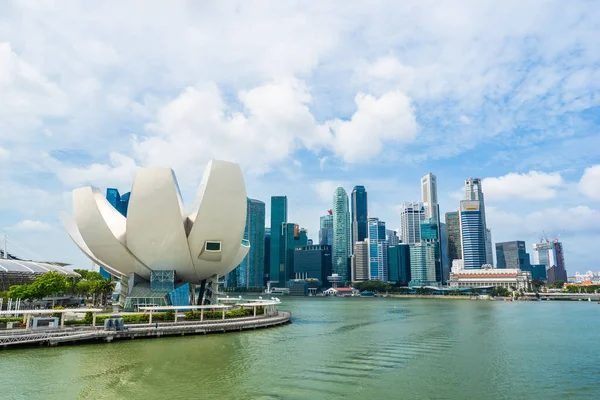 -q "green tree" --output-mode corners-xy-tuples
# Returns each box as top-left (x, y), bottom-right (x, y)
(550, 280), (564, 289)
